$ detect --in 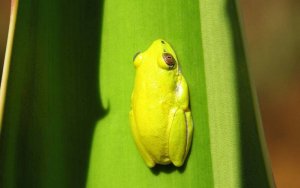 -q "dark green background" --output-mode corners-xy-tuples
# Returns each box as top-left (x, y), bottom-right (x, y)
(0, 0), (273, 187)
